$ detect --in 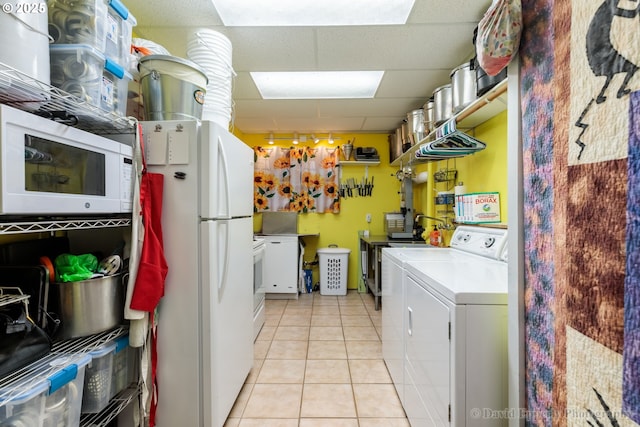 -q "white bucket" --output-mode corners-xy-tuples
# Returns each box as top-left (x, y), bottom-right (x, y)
(0, 0), (51, 84)
(187, 29), (235, 127)
(138, 55), (209, 121)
